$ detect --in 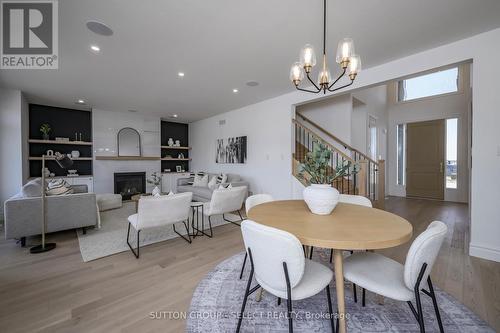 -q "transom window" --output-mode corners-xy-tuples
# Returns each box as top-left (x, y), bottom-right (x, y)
(398, 67), (459, 102)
